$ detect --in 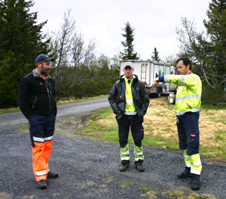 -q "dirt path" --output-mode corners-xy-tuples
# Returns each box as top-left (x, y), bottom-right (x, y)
(0, 98), (225, 199)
